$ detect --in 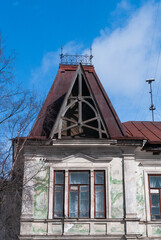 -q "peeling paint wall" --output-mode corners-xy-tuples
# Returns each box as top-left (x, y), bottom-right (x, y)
(94, 224), (106, 234)
(109, 222), (124, 234)
(19, 145), (161, 240)
(65, 223), (89, 234)
(32, 222), (47, 234)
(110, 158), (123, 218)
(136, 167), (146, 220)
(152, 225), (161, 235)
(34, 160), (49, 219)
